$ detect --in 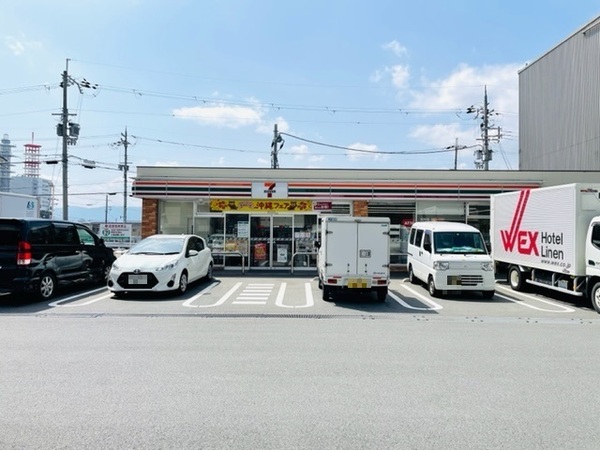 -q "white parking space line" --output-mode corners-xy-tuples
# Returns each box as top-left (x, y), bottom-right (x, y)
(232, 283), (273, 305)
(275, 282), (315, 308)
(49, 287), (111, 307)
(495, 285), (575, 313)
(389, 285), (443, 311)
(182, 281), (239, 308)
